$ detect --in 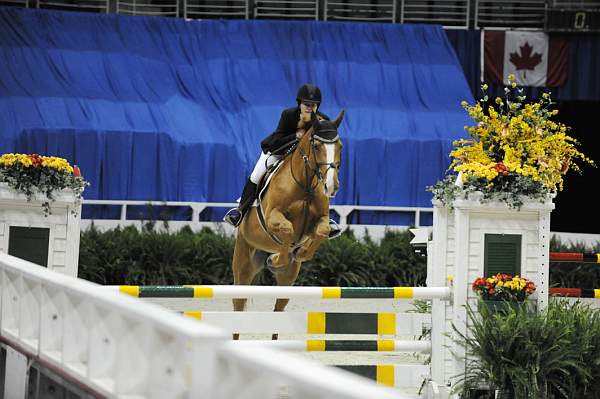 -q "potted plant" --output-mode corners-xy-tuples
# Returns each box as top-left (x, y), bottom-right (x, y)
(0, 153), (88, 216)
(429, 74), (594, 209)
(472, 273), (536, 313)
